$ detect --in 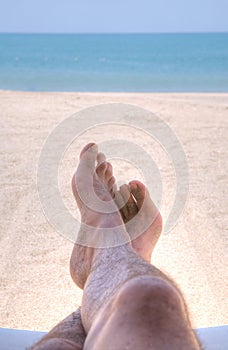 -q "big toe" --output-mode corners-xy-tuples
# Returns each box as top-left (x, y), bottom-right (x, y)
(79, 142), (98, 167)
(129, 180), (146, 210)
(72, 143), (98, 200)
(129, 180), (162, 228)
